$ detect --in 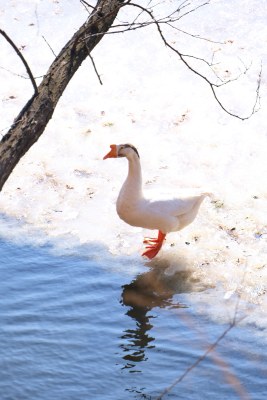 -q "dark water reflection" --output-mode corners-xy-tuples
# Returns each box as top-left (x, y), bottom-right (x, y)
(120, 260), (205, 371)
